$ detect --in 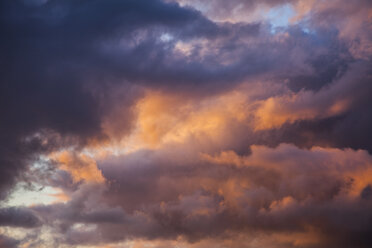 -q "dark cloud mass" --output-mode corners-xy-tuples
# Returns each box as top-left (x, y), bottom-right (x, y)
(1, 0), (372, 247)
(0, 207), (41, 228)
